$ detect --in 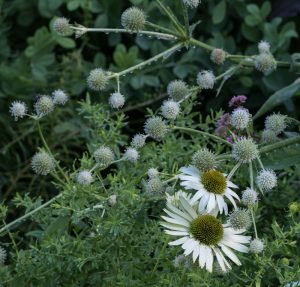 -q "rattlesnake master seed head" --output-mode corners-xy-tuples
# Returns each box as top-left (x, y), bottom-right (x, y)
(145, 177), (164, 194)
(77, 170), (93, 185)
(241, 188), (258, 207)
(35, 95), (54, 117)
(93, 146), (114, 168)
(249, 238), (264, 254)
(183, 0), (200, 8)
(52, 89), (68, 105)
(131, 134), (146, 149)
(144, 116), (168, 141)
(124, 147), (139, 163)
(232, 137), (259, 163)
(196, 70), (216, 89)
(0, 246), (7, 265)
(192, 148), (217, 172)
(265, 113), (287, 135)
(161, 100), (180, 120)
(147, 168), (159, 178)
(109, 92), (125, 109)
(10, 101), (27, 121)
(167, 80), (189, 101)
(53, 17), (73, 36)
(87, 68), (109, 91)
(121, 7), (146, 32)
(31, 151), (55, 175)
(230, 108), (251, 130)
(261, 129), (278, 144)
(210, 48), (226, 65)
(258, 40), (270, 54)
(228, 209), (251, 231)
(256, 169), (277, 191)
(255, 53), (277, 75)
